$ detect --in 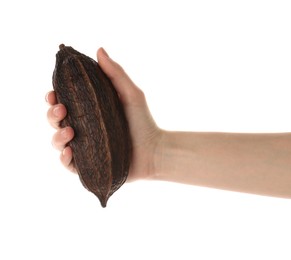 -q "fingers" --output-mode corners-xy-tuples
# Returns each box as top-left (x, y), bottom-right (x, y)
(60, 146), (76, 173)
(97, 48), (145, 106)
(52, 126), (75, 173)
(47, 104), (67, 129)
(52, 126), (74, 151)
(46, 91), (76, 173)
(46, 91), (67, 129)
(45, 91), (57, 105)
